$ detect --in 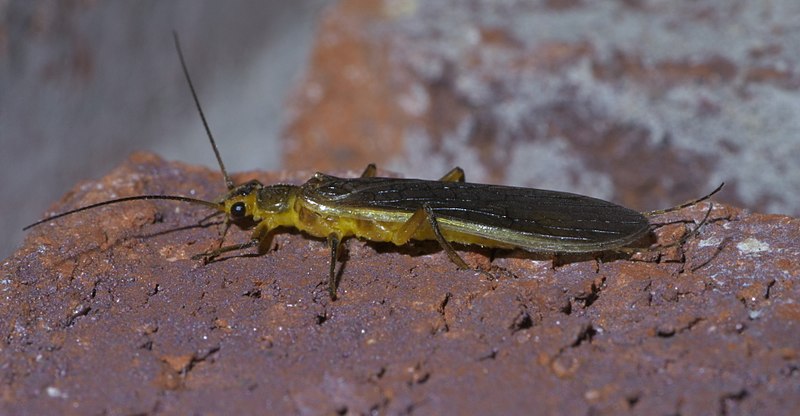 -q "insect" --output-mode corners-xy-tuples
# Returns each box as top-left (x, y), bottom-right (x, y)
(25, 34), (723, 300)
